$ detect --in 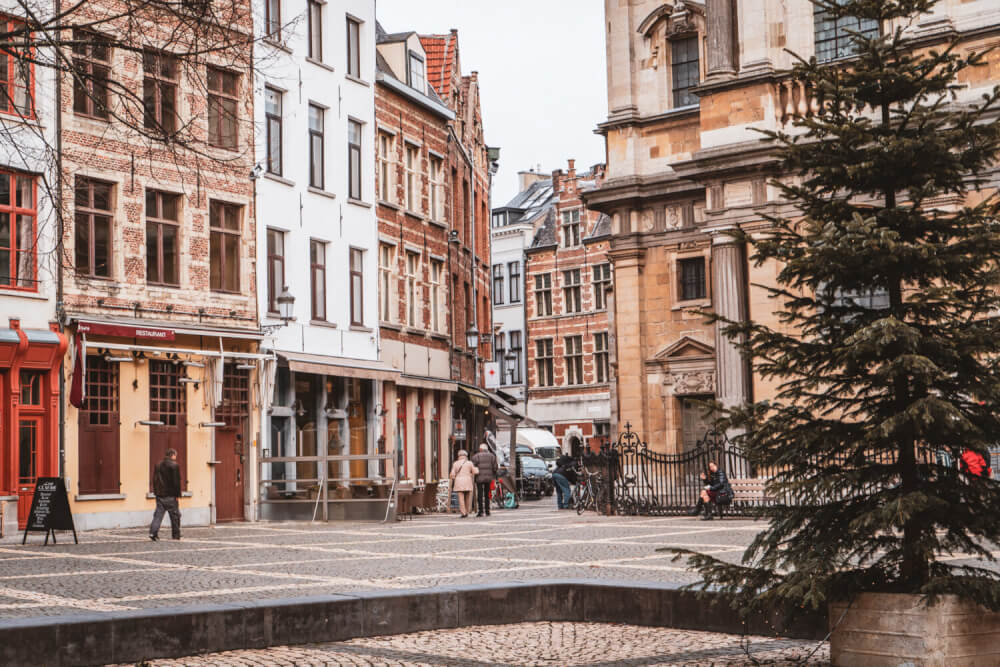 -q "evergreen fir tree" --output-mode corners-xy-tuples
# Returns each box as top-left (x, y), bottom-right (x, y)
(674, 0), (1000, 611)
